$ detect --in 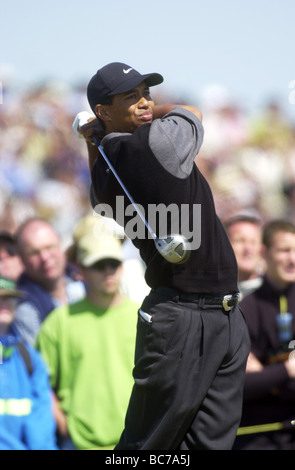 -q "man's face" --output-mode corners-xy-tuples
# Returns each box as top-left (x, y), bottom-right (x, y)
(227, 221), (262, 277)
(18, 222), (66, 287)
(100, 82), (154, 133)
(0, 296), (17, 330)
(83, 259), (123, 298)
(265, 231), (295, 287)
